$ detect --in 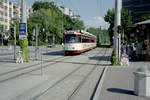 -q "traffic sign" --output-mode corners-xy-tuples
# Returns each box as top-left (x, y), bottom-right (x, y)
(19, 23), (26, 39)
(45, 29), (48, 32)
(0, 29), (3, 32)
